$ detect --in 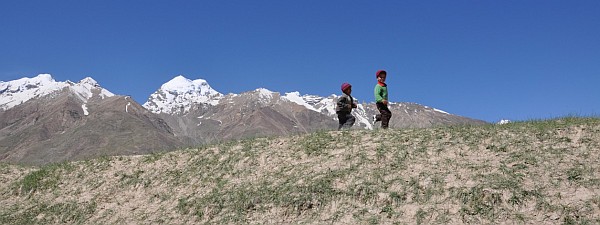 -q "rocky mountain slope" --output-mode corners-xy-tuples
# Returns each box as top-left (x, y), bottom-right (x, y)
(0, 74), (486, 165)
(152, 88), (338, 145)
(0, 75), (181, 165)
(144, 76), (487, 145)
(1, 117), (598, 224)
